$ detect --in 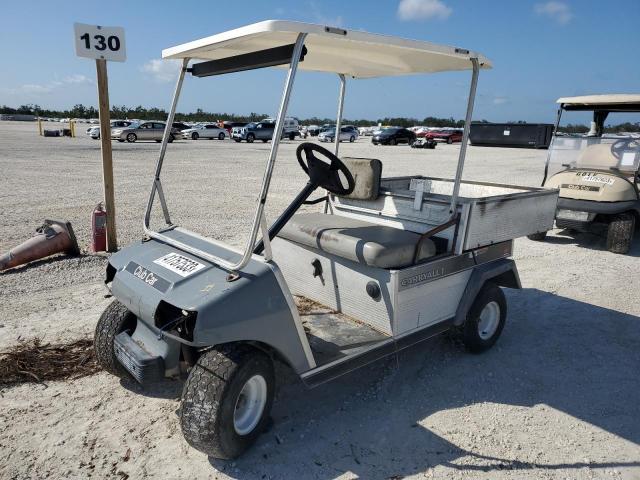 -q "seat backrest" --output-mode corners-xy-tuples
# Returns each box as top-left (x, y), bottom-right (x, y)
(340, 157), (383, 200)
(577, 144), (619, 169)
